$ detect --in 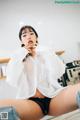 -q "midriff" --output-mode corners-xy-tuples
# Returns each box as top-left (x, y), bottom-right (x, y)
(32, 89), (46, 98)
